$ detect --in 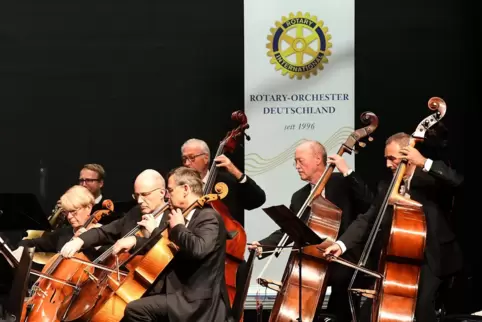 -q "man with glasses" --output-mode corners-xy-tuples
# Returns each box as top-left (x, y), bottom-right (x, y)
(110, 166), (232, 322)
(322, 132), (464, 322)
(180, 138), (266, 226)
(248, 140), (374, 322)
(60, 169), (170, 258)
